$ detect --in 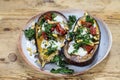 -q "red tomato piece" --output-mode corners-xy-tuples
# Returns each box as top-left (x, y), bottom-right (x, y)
(81, 21), (92, 28)
(55, 23), (66, 35)
(90, 26), (96, 35)
(84, 45), (93, 53)
(42, 32), (48, 40)
(44, 13), (52, 20)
